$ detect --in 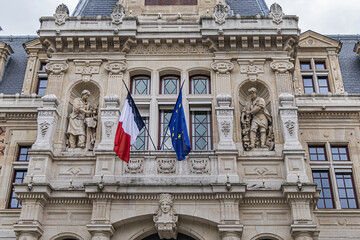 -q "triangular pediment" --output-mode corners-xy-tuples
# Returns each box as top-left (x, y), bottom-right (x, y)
(23, 38), (45, 54)
(299, 30), (341, 50)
